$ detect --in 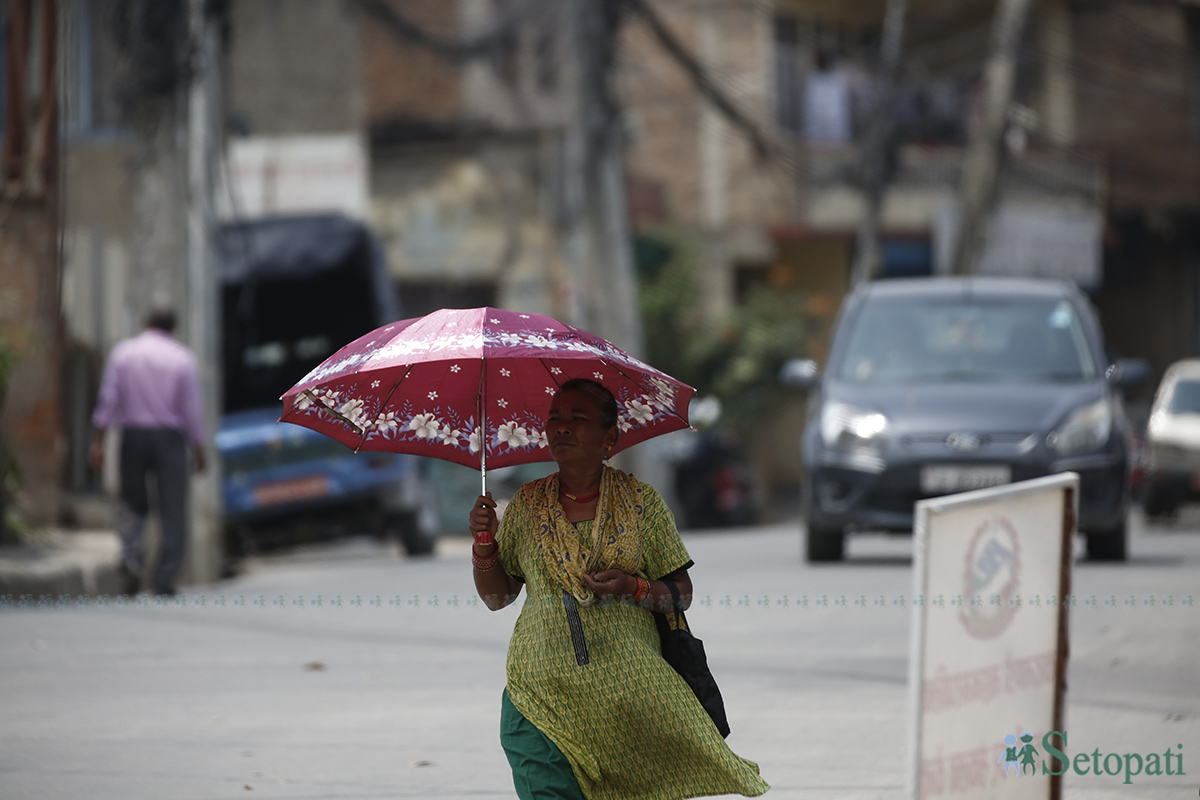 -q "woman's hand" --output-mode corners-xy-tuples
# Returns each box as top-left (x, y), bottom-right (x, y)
(469, 493), (498, 544)
(584, 569), (637, 600)
(469, 492), (523, 611)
